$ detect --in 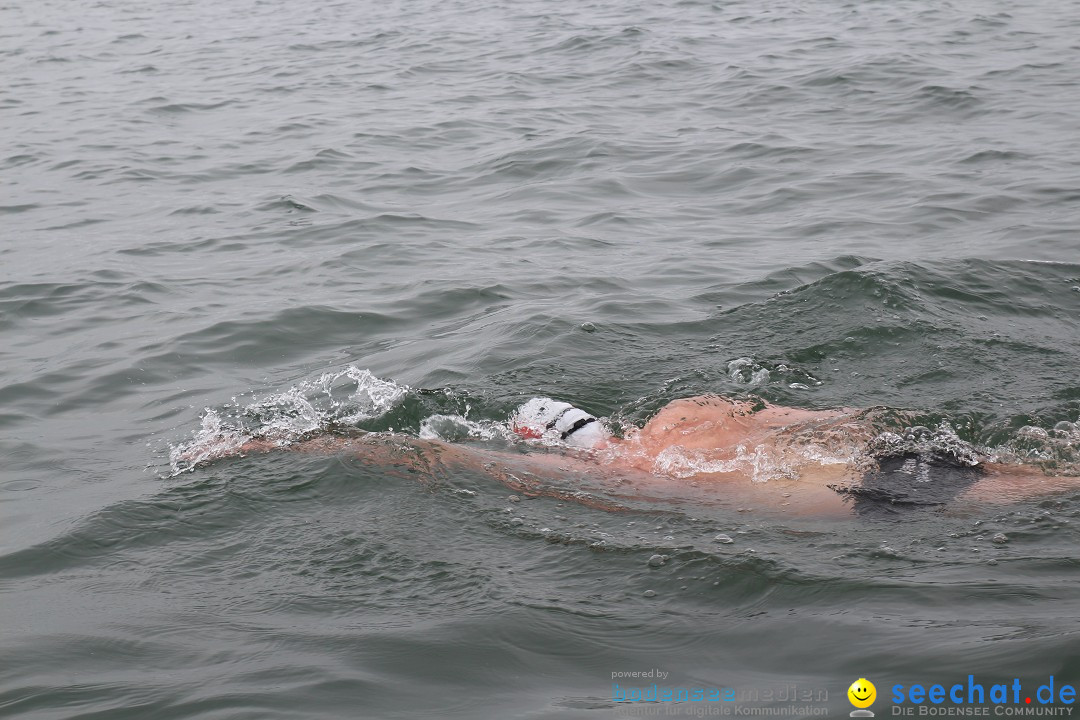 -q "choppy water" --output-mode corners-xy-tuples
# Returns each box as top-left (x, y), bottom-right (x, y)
(3, 0), (1080, 717)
